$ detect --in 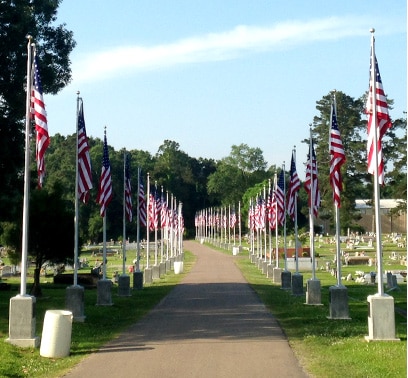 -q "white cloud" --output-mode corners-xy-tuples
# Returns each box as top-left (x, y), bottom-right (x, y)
(72, 16), (398, 83)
